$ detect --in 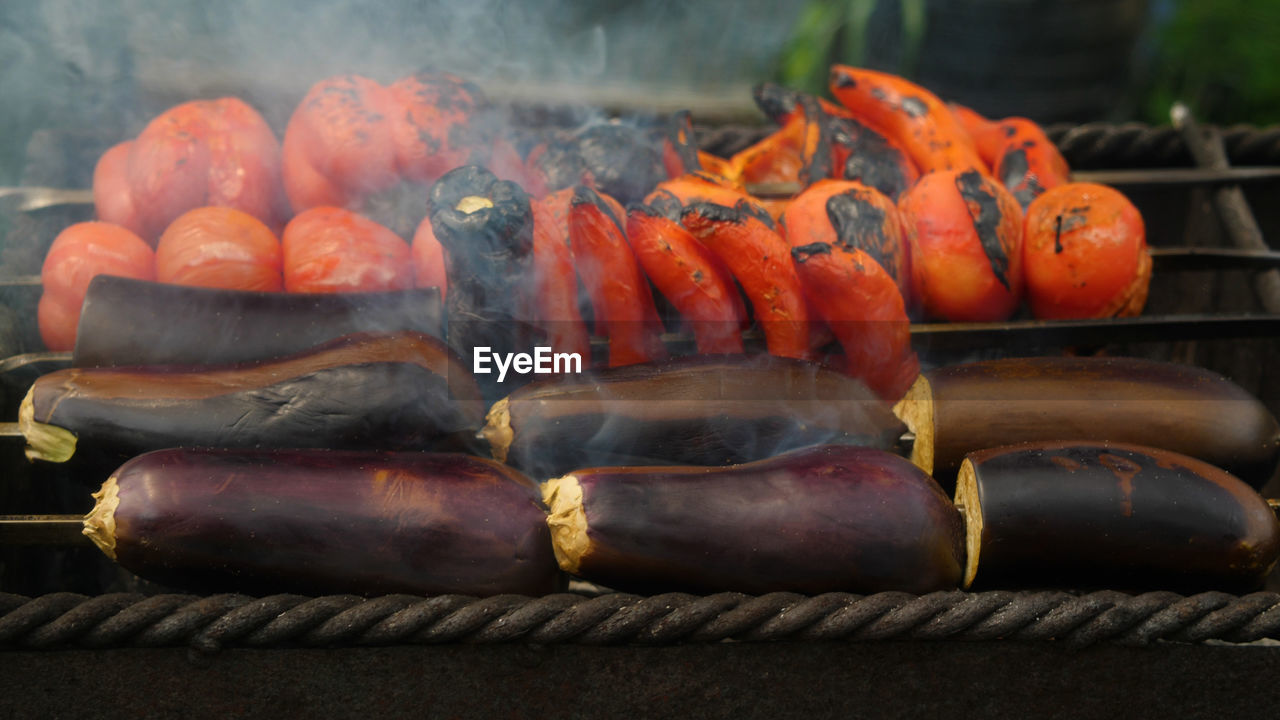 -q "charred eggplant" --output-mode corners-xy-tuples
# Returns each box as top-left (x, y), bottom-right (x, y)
(895, 356), (1280, 490)
(956, 442), (1280, 591)
(542, 445), (964, 594)
(84, 448), (561, 596)
(72, 275), (444, 367)
(482, 355), (907, 479)
(22, 331), (484, 465)
(427, 165), (541, 398)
